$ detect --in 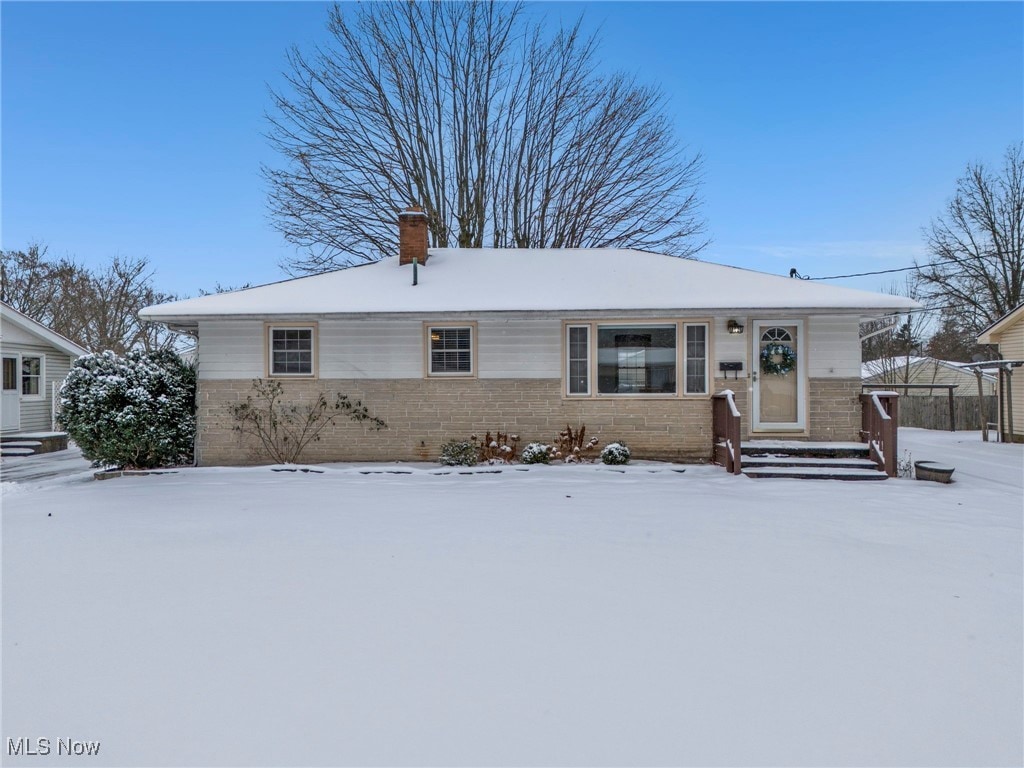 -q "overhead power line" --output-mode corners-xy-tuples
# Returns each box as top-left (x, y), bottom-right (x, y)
(789, 258), (964, 281)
